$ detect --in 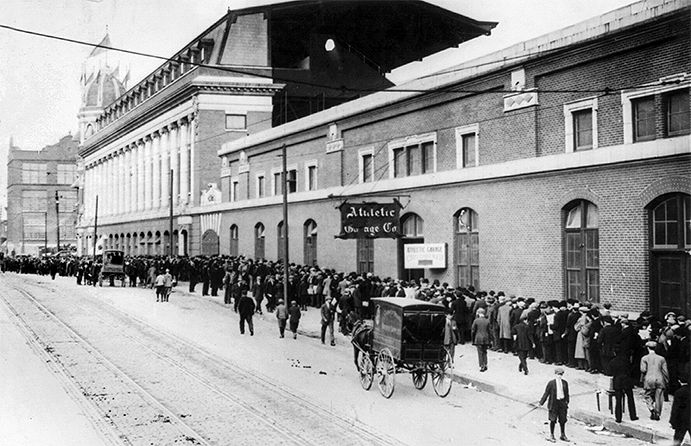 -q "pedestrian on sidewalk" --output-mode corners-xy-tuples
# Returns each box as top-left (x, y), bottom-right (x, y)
(609, 348), (638, 423)
(539, 367), (570, 443)
(321, 297), (336, 346)
(471, 308), (490, 372)
(275, 299), (288, 338)
(444, 310), (459, 360)
(154, 270), (166, 302)
(669, 366), (689, 446)
(512, 312), (533, 375)
(288, 300), (301, 340)
(238, 292), (256, 336)
(163, 268), (173, 302)
(640, 340), (668, 420)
